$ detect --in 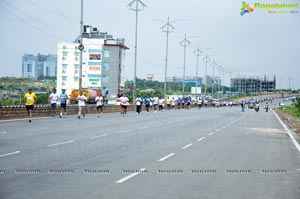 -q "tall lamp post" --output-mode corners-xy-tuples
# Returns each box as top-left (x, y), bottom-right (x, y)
(194, 45), (203, 95)
(154, 17), (185, 96)
(211, 60), (217, 97)
(203, 53), (211, 97)
(127, 0), (147, 101)
(78, 0), (84, 92)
